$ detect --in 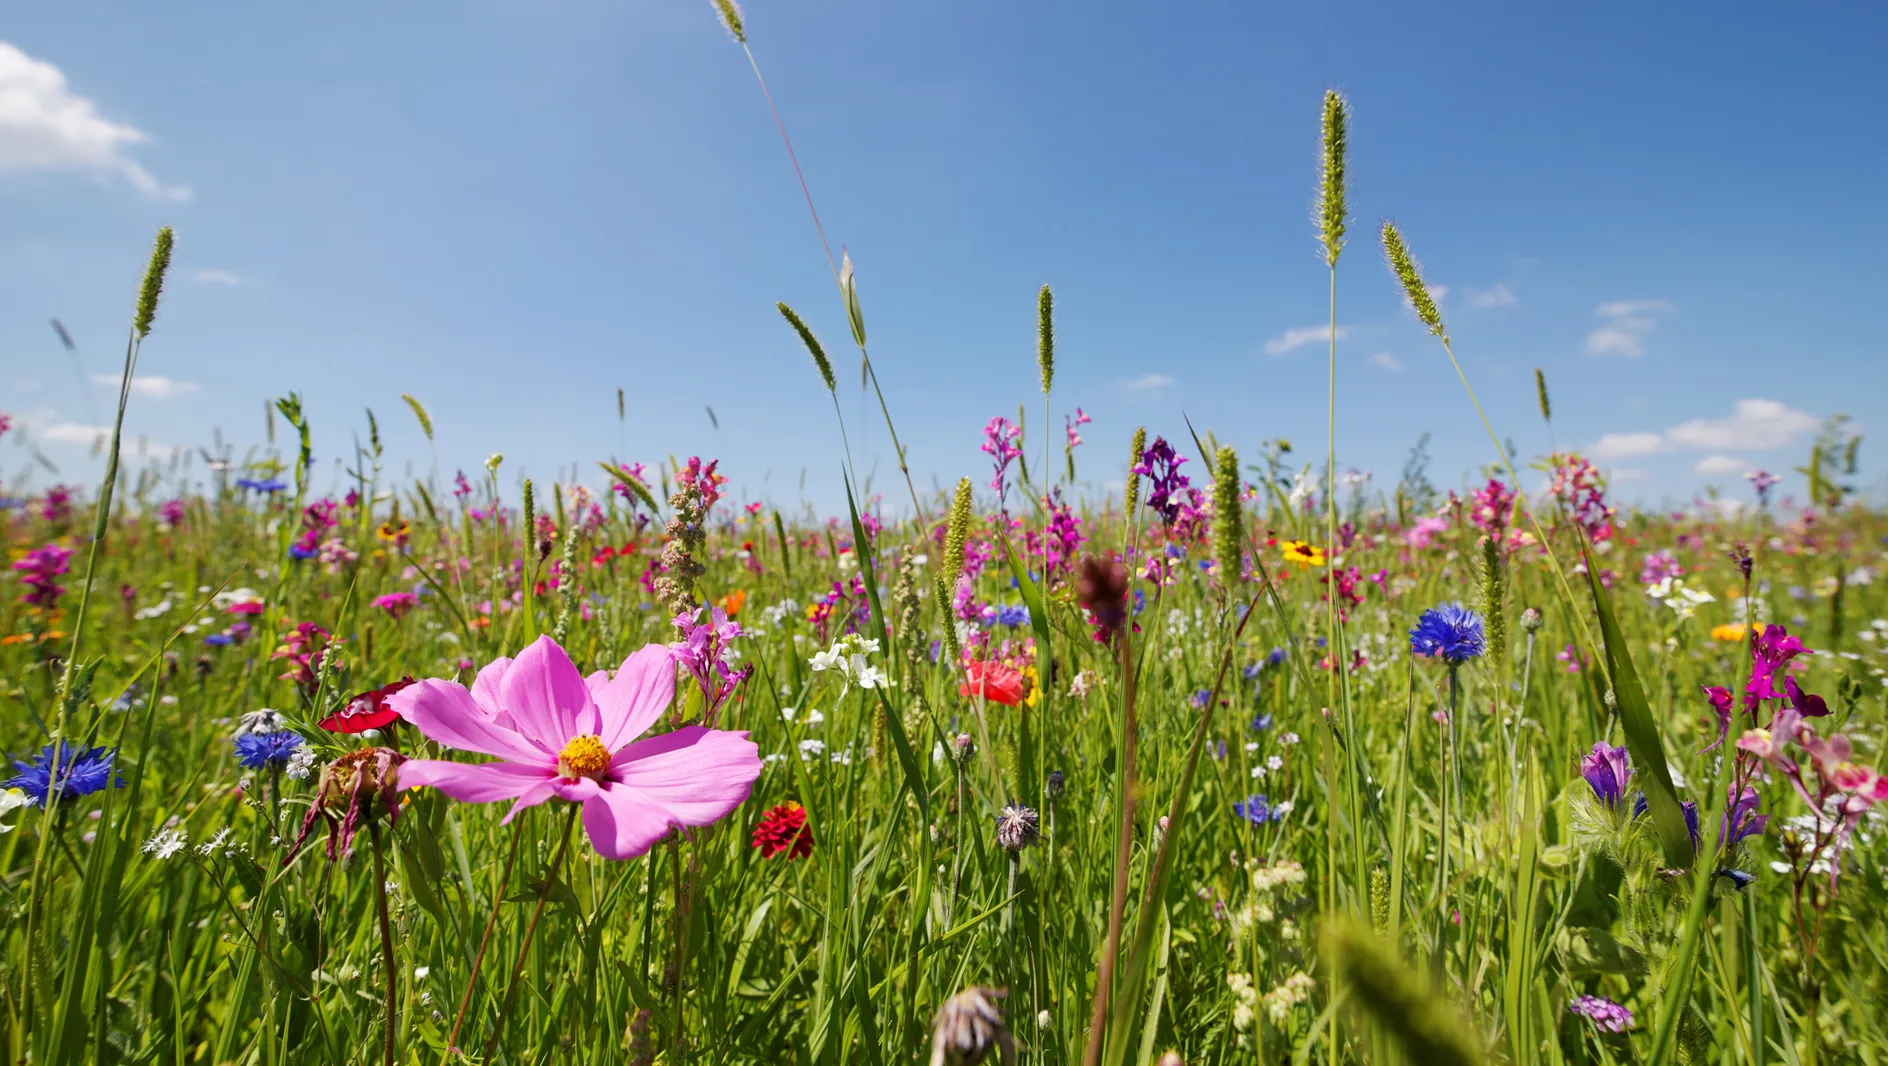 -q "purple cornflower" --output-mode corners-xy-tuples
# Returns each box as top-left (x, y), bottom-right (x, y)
(1722, 784), (1768, 846)
(157, 499), (187, 527)
(1408, 603), (1487, 663)
(1131, 437), (1191, 527)
(670, 605), (752, 723)
(980, 416), (1023, 504)
(12, 543), (73, 609)
(1233, 794), (1280, 826)
(1569, 995), (1634, 1033)
(1579, 742), (1632, 810)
